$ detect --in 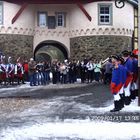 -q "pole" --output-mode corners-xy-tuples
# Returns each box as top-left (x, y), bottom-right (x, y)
(138, 1), (140, 106)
